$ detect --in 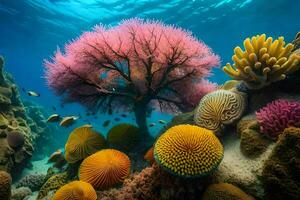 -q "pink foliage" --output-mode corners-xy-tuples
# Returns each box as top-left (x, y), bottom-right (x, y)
(256, 99), (300, 139)
(45, 18), (219, 112)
